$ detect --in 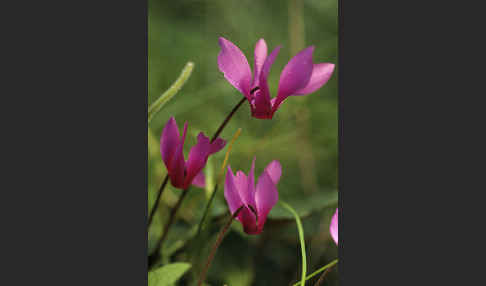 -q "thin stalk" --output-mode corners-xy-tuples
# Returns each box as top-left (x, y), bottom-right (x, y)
(292, 259), (338, 286)
(197, 206), (243, 286)
(313, 267), (331, 286)
(210, 96), (246, 143)
(148, 188), (189, 268)
(281, 201), (307, 286)
(196, 182), (219, 236)
(147, 174), (169, 228)
(196, 128), (242, 236)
